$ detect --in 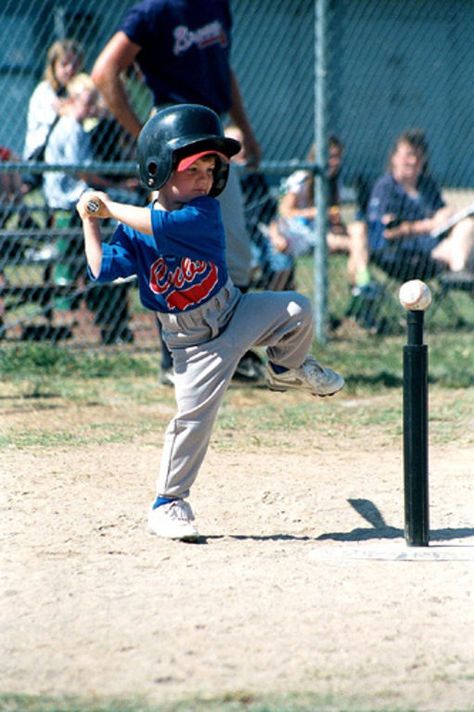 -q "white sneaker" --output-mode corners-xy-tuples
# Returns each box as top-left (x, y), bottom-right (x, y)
(266, 355), (345, 397)
(148, 499), (199, 541)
